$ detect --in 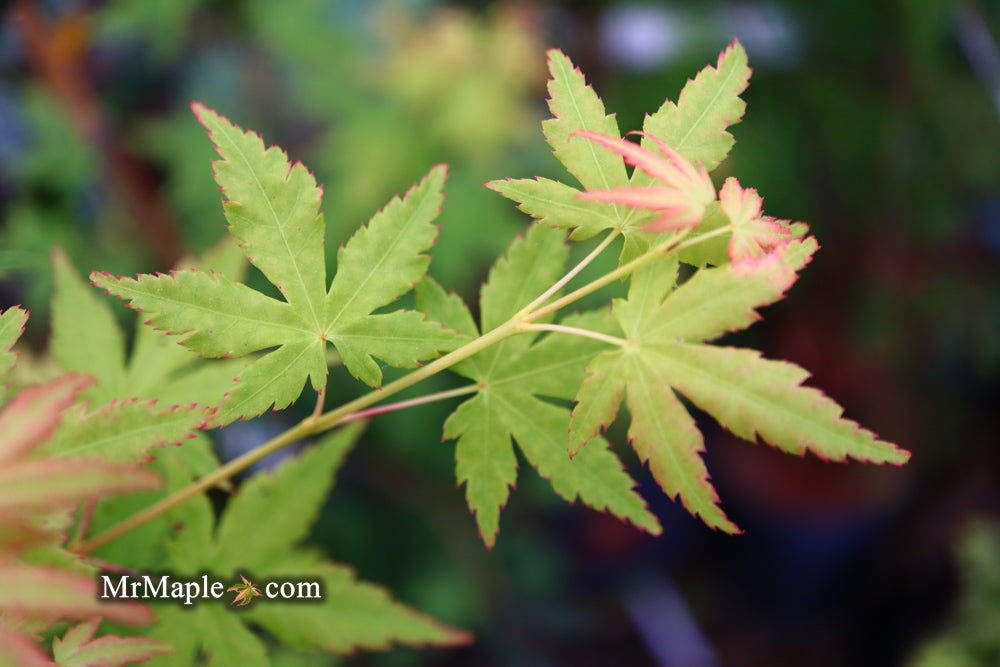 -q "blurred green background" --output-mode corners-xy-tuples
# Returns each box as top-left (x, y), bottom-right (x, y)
(1, 0), (998, 665)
